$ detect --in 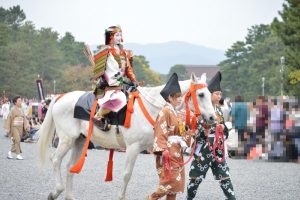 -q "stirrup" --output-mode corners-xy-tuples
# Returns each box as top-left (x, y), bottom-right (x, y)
(93, 117), (110, 131)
